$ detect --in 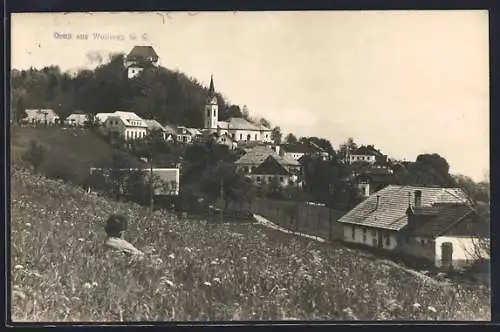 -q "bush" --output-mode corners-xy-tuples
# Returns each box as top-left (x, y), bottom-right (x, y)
(21, 140), (45, 173)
